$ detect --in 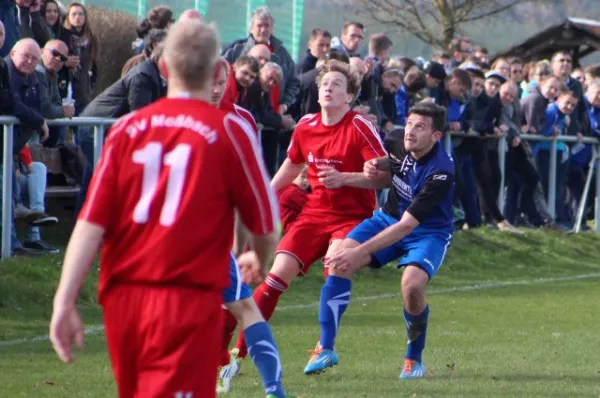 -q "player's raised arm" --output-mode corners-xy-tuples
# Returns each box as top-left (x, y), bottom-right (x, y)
(224, 114), (279, 268)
